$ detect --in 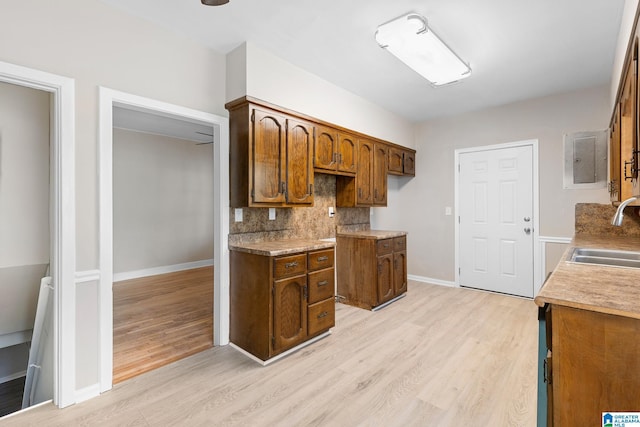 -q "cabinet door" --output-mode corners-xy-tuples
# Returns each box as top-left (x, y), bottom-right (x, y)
(373, 143), (388, 206)
(610, 104), (621, 202)
(337, 133), (357, 174)
(377, 253), (394, 304)
(252, 109), (287, 204)
(286, 118), (314, 205)
(314, 125), (338, 172)
(403, 151), (416, 176)
(356, 140), (374, 205)
(620, 46), (638, 201)
(388, 147), (404, 175)
(273, 275), (307, 352)
(393, 251), (407, 295)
